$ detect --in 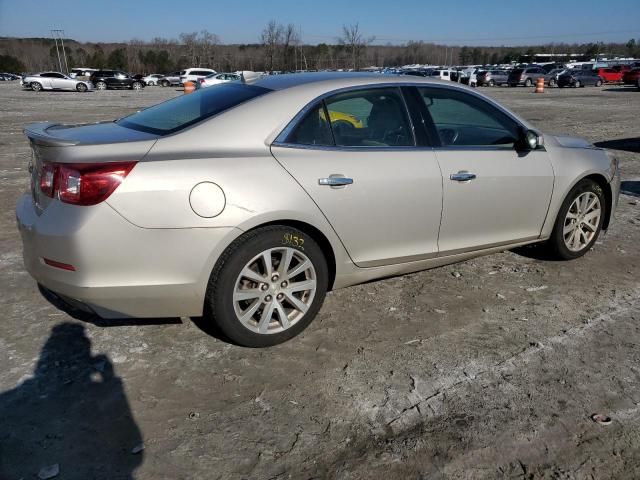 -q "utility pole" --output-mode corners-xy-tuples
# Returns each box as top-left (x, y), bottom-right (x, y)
(51, 29), (69, 74)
